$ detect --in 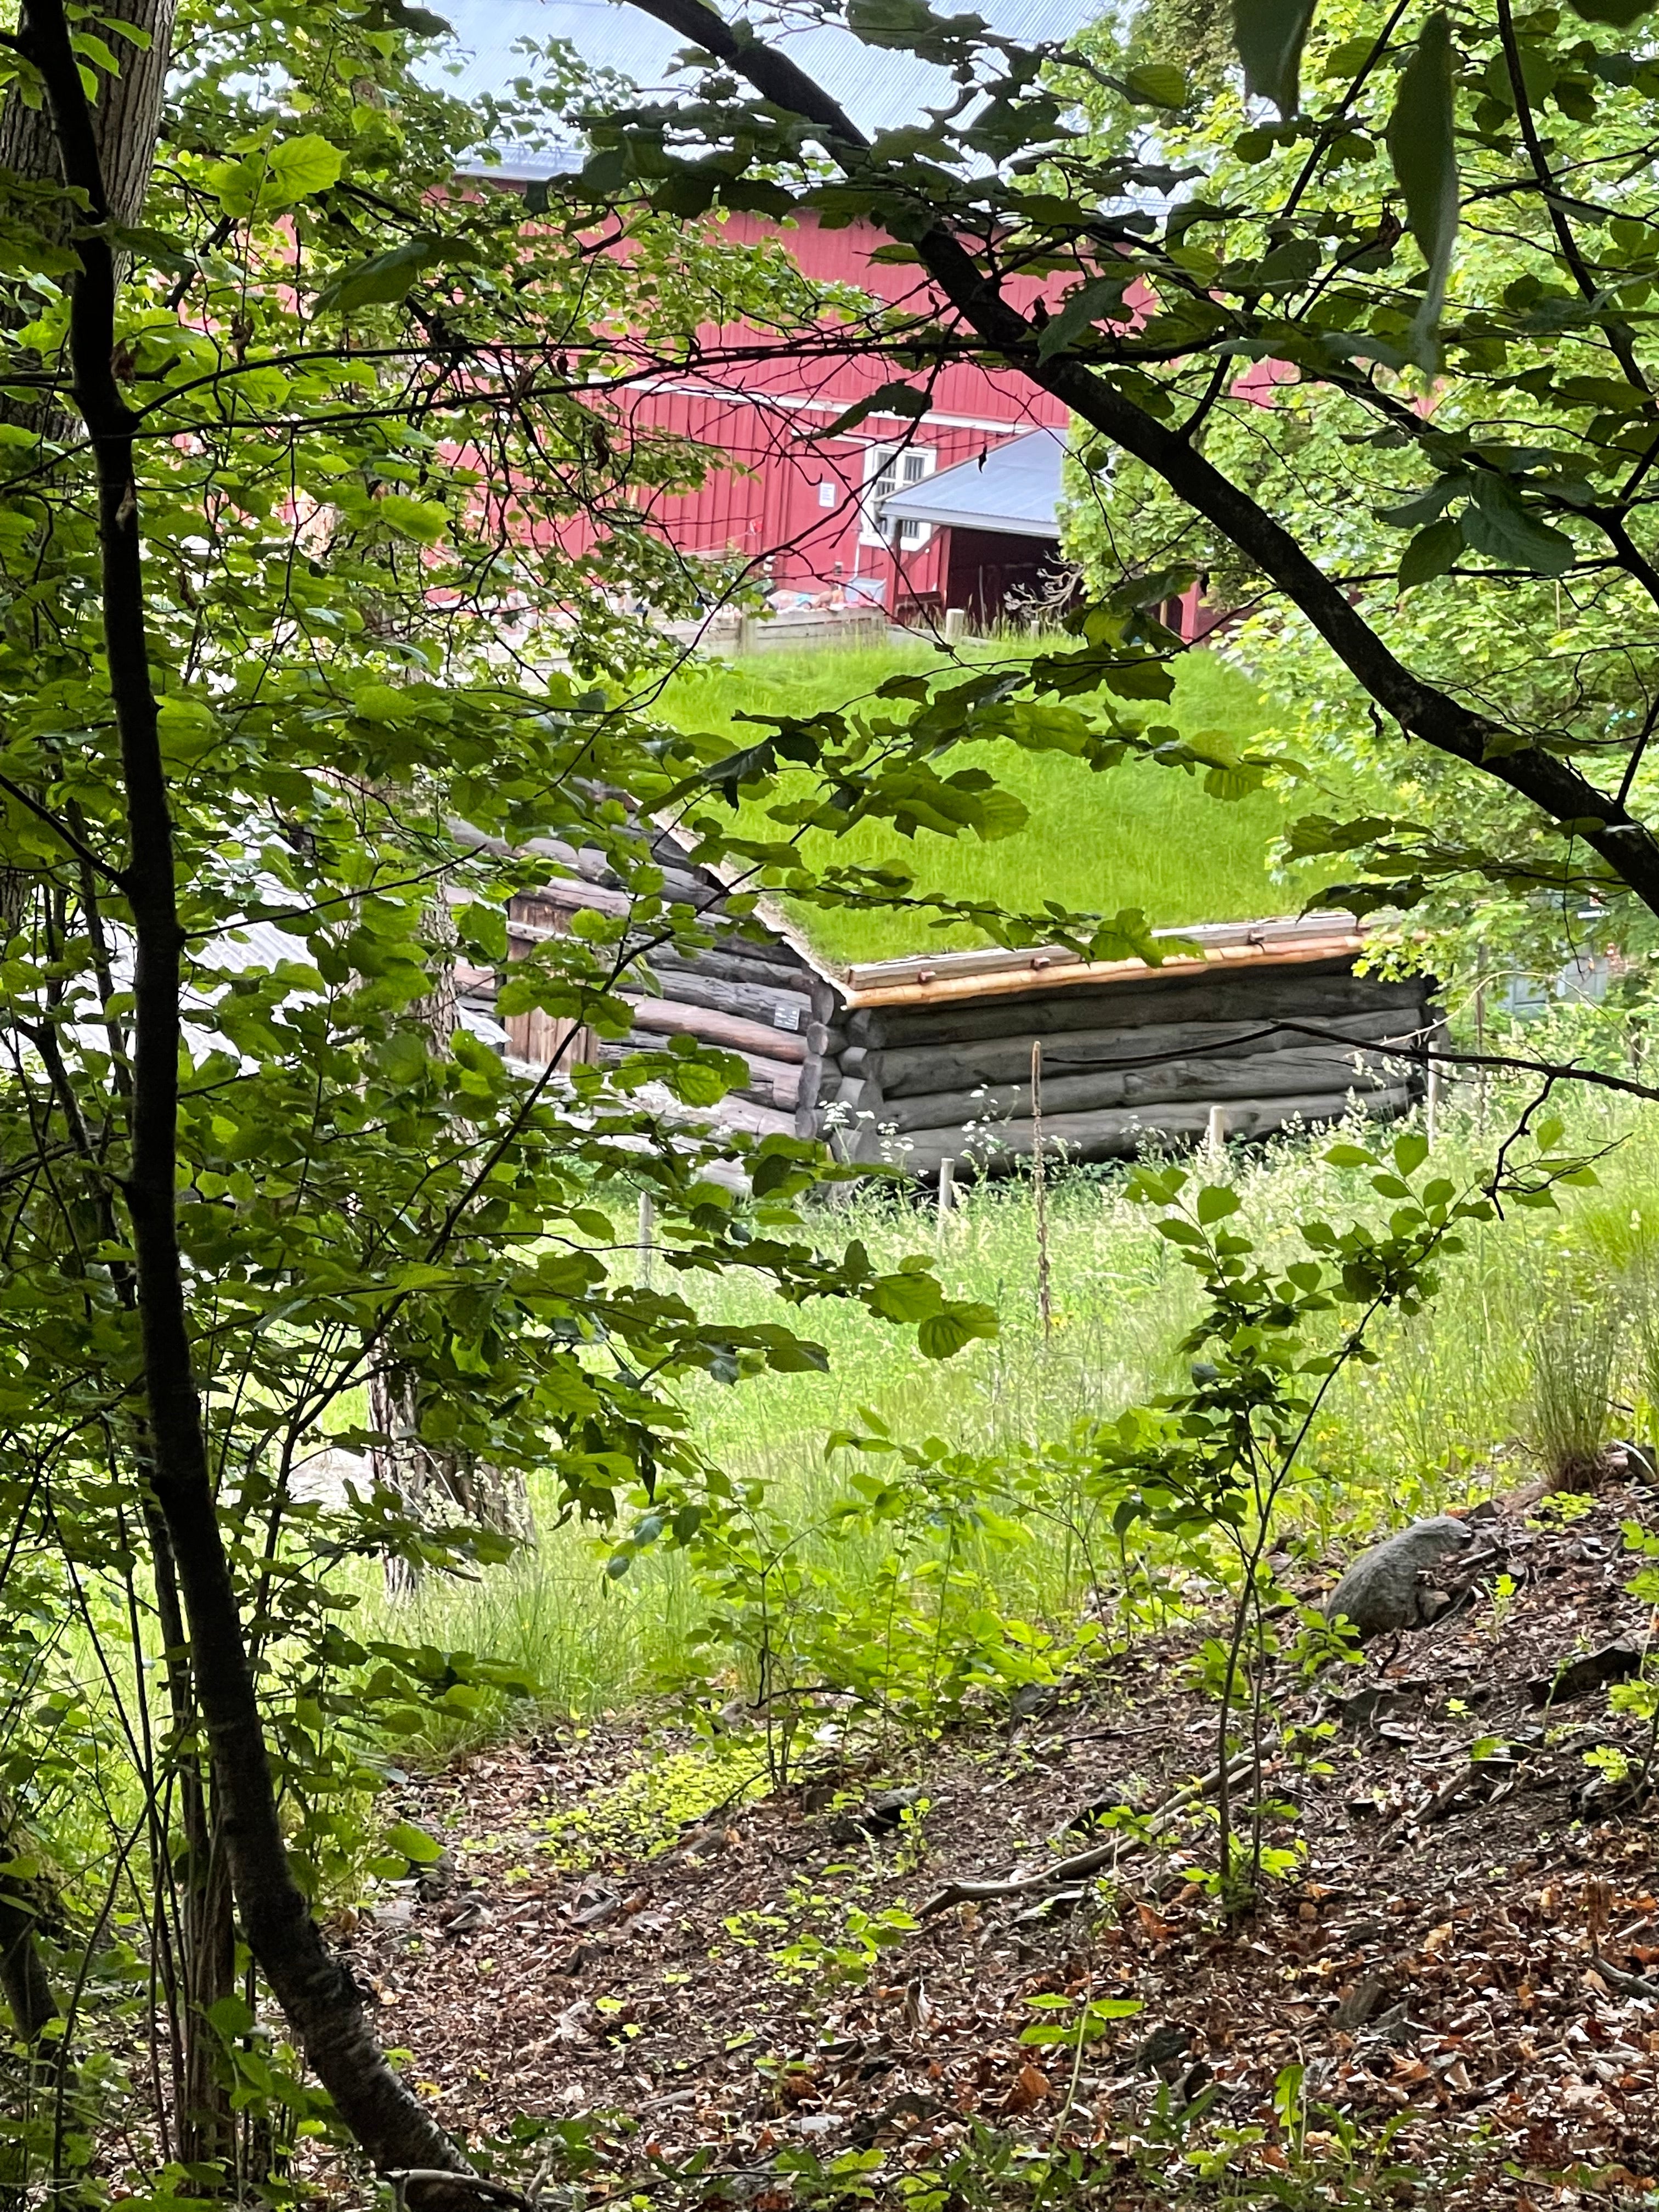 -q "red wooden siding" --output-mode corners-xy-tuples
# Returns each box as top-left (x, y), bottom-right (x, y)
(568, 211), (1071, 610)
